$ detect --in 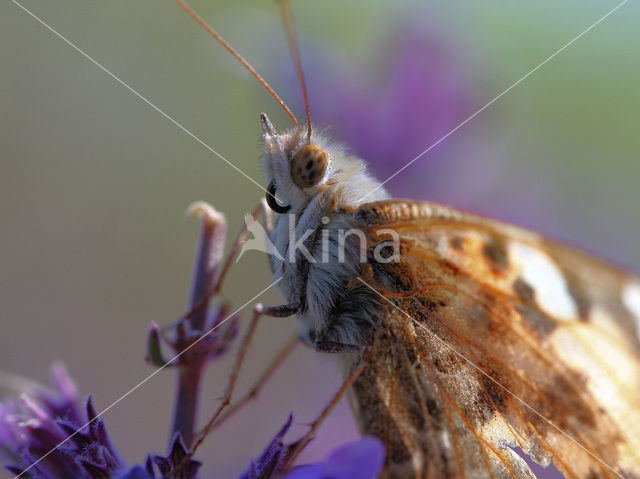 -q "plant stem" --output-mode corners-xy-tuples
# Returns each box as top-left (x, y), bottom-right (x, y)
(169, 202), (226, 449)
(171, 362), (204, 447)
